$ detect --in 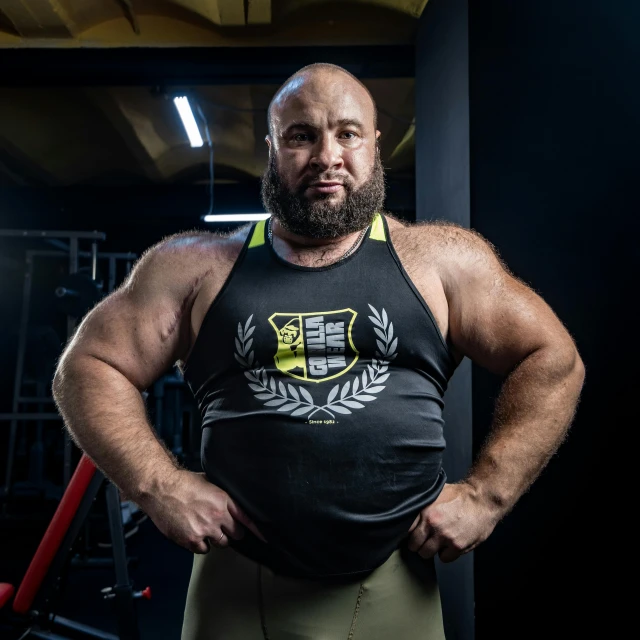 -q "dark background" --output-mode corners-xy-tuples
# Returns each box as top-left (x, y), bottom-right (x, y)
(1, 1), (638, 639)
(468, 1), (637, 638)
